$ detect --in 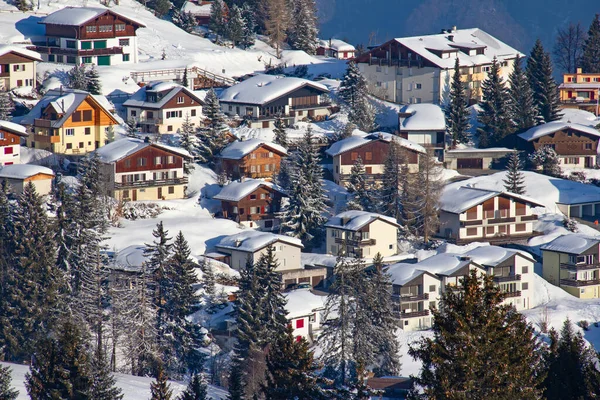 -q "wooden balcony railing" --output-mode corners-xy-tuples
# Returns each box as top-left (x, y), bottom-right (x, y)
(488, 216), (516, 224)
(33, 118), (53, 128)
(503, 291), (522, 298)
(29, 45), (124, 56)
(392, 293), (429, 302)
(334, 237), (376, 247)
(560, 278), (600, 287)
(520, 215), (538, 222)
(493, 274), (521, 283)
(395, 310), (430, 319)
(114, 177), (188, 189)
(560, 263), (600, 271)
